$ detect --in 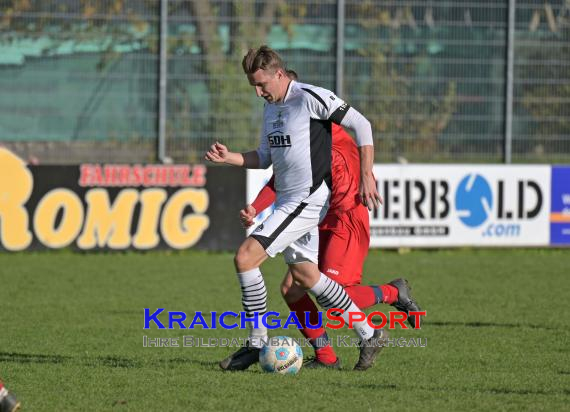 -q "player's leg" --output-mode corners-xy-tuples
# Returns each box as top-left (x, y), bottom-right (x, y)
(318, 208), (386, 310)
(219, 236), (270, 371)
(220, 194), (325, 371)
(288, 210), (399, 365)
(345, 279), (423, 327)
(343, 213), (423, 329)
(279, 212), (361, 366)
(280, 272), (340, 368)
(374, 278), (423, 328)
(319, 210), (388, 308)
(323, 206), (423, 328)
(315, 210), (391, 369)
(283, 220), (387, 371)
